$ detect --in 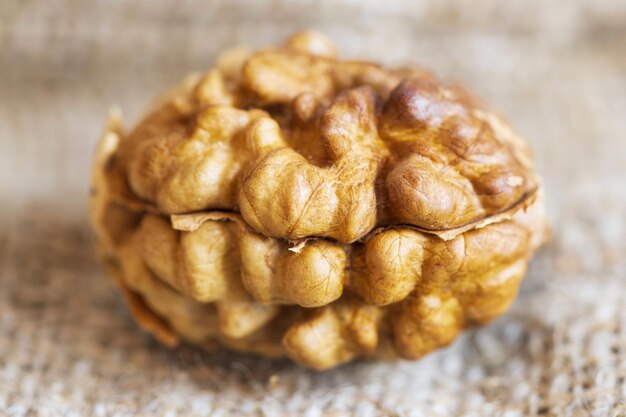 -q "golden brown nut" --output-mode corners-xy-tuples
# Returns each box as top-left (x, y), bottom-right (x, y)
(90, 31), (549, 370)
